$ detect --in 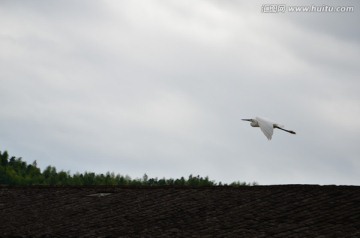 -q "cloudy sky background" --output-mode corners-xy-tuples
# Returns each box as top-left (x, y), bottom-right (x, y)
(1, 0), (359, 185)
